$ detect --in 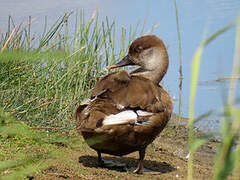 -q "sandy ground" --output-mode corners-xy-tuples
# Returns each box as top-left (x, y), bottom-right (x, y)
(34, 114), (229, 180)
